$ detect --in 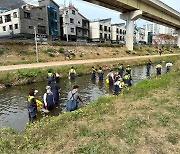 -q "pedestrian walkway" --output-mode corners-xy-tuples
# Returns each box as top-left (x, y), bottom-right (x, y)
(0, 54), (179, 72)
